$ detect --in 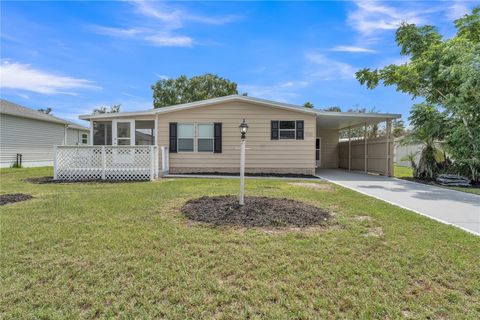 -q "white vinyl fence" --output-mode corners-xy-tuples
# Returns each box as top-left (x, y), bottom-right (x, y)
(54, 146), (163, 181)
